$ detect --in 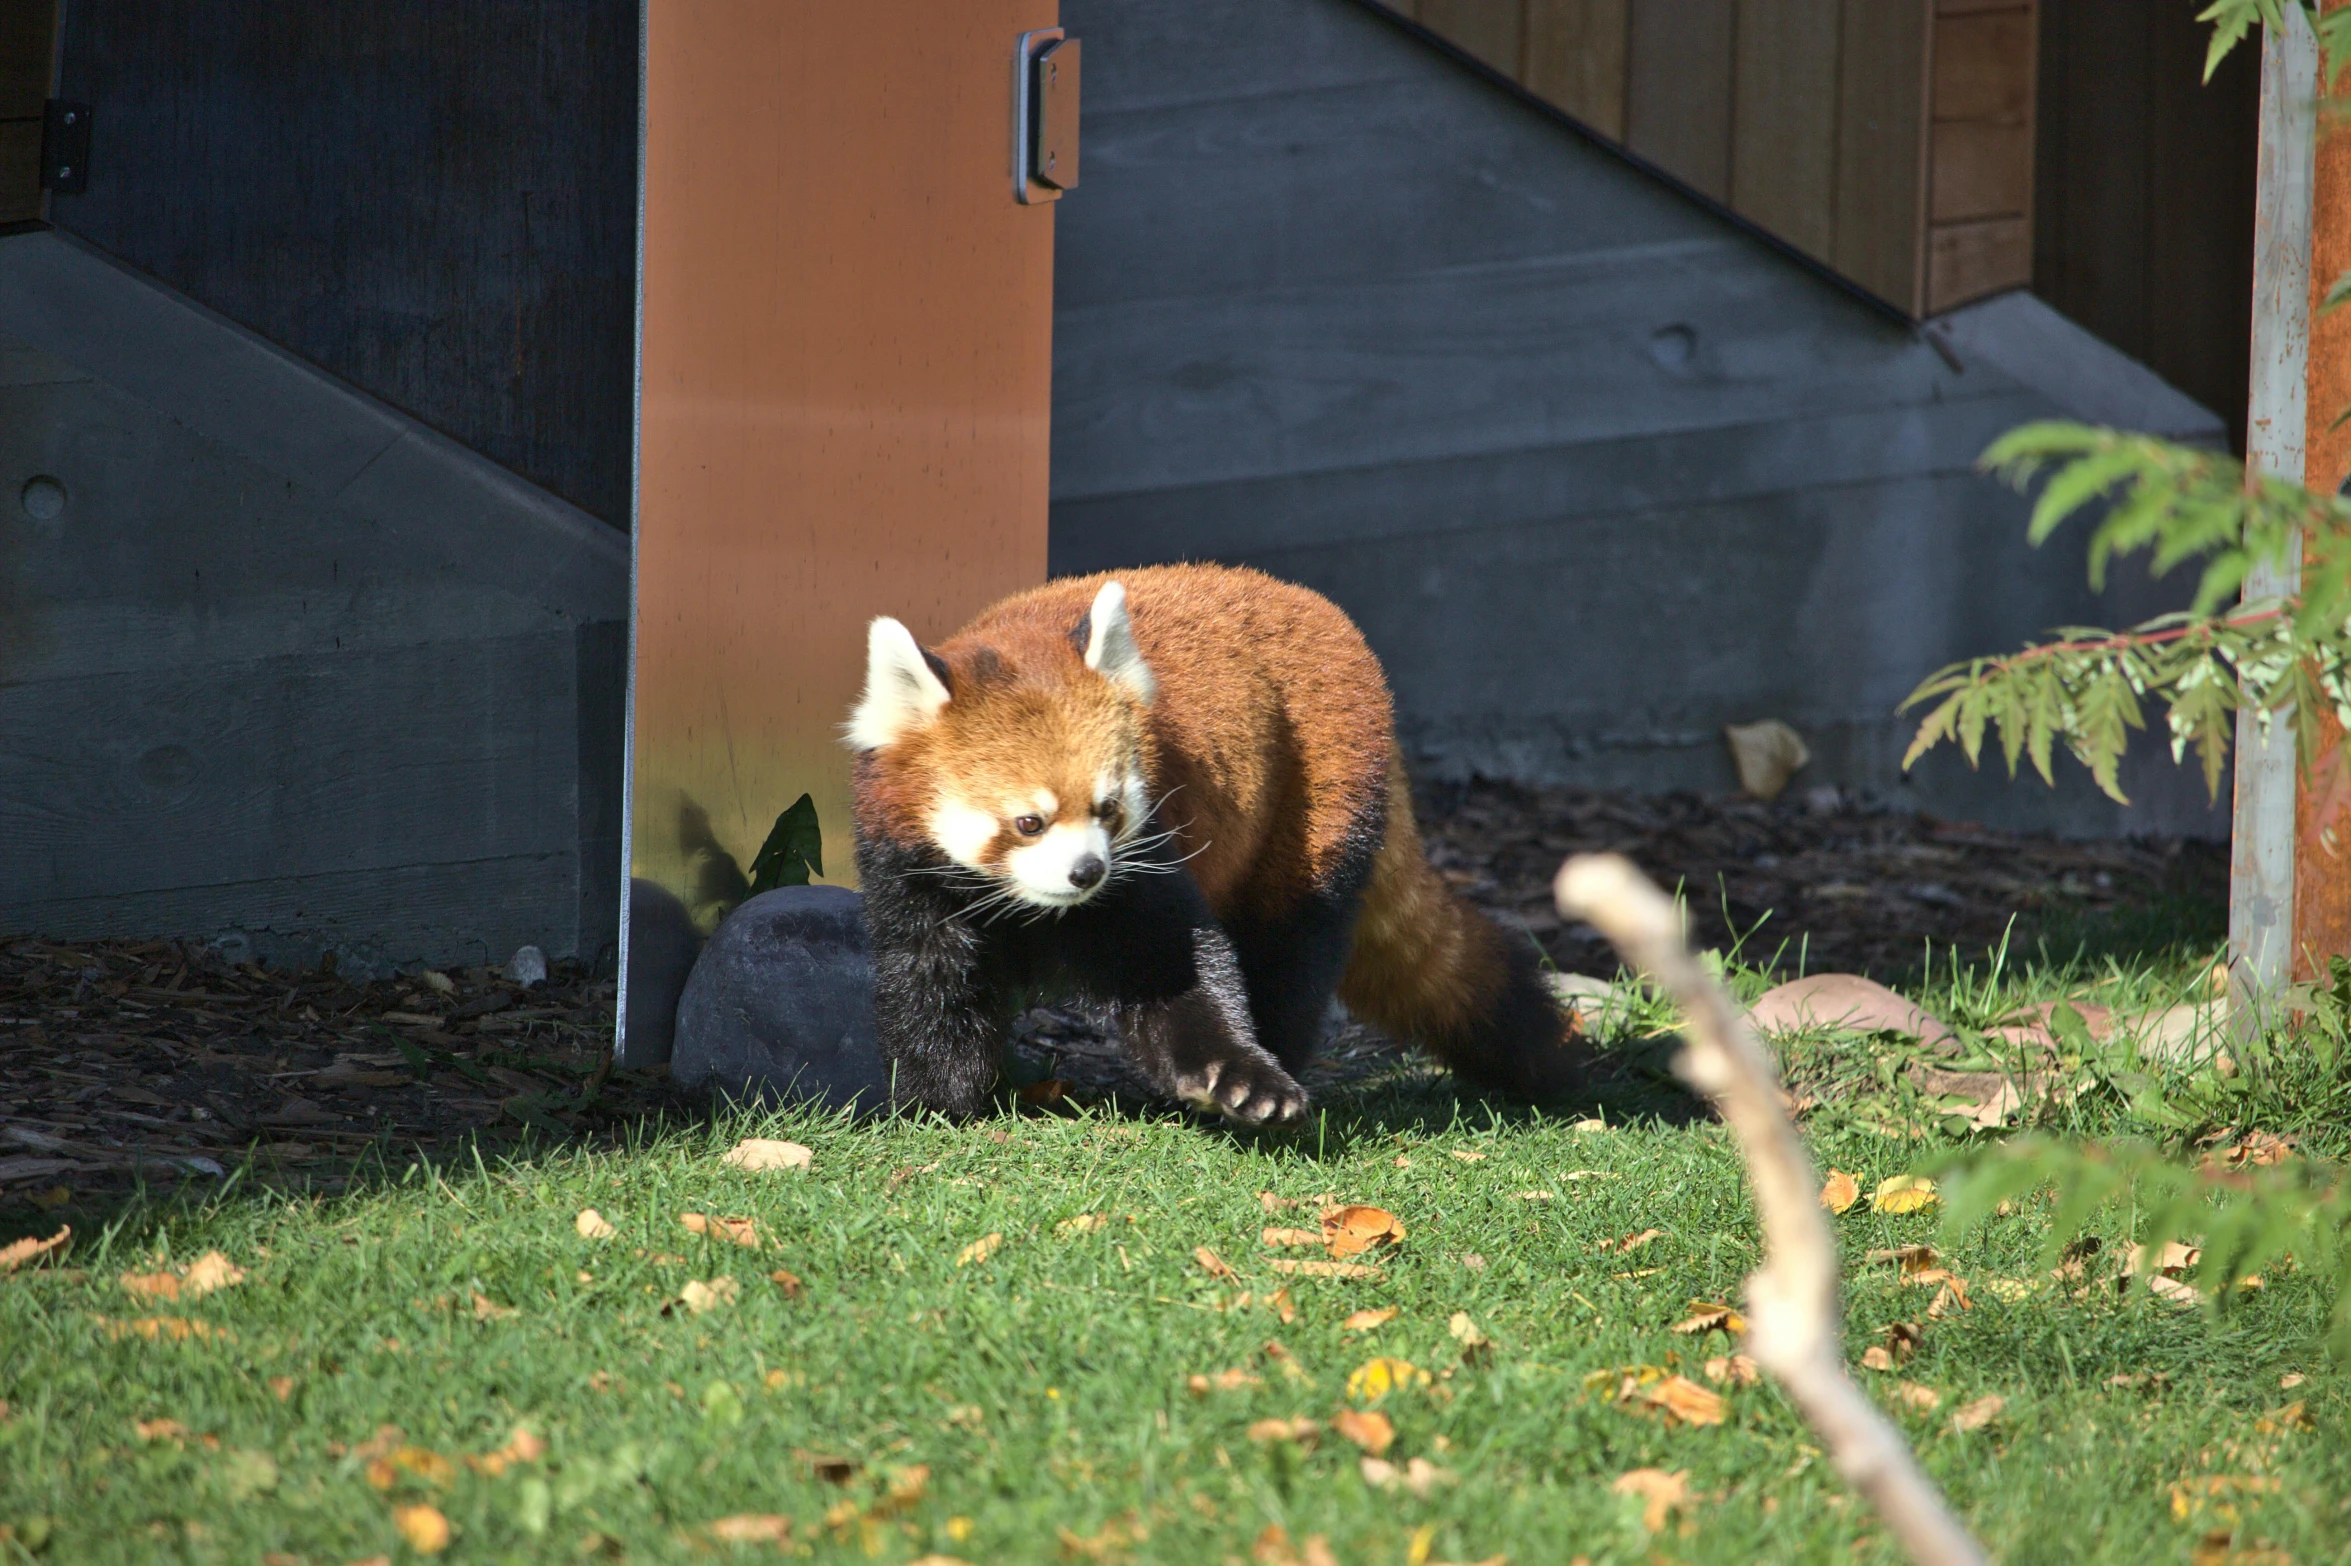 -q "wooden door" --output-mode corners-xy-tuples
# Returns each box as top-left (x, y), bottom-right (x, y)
(626, 1), (1058, 1041)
